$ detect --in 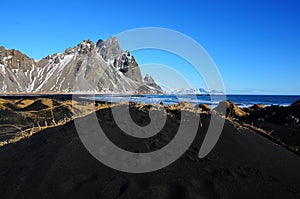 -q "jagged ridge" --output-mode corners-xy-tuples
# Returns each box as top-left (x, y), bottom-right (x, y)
(0, 38), (162, 94)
